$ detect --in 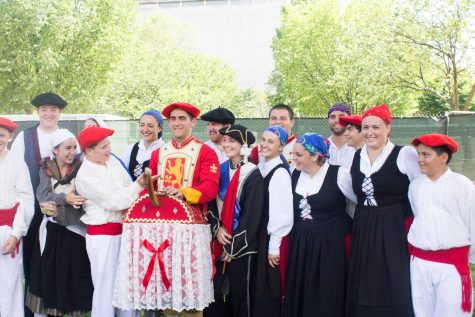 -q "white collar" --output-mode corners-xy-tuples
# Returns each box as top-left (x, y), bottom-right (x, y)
(259, 155), (283, 177)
